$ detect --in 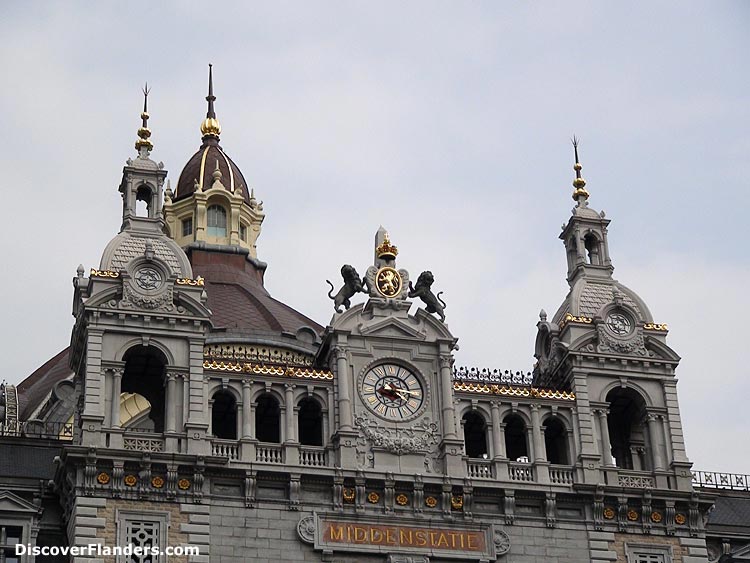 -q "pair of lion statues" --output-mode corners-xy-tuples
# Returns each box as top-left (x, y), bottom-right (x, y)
(326, 265), (446, 322)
